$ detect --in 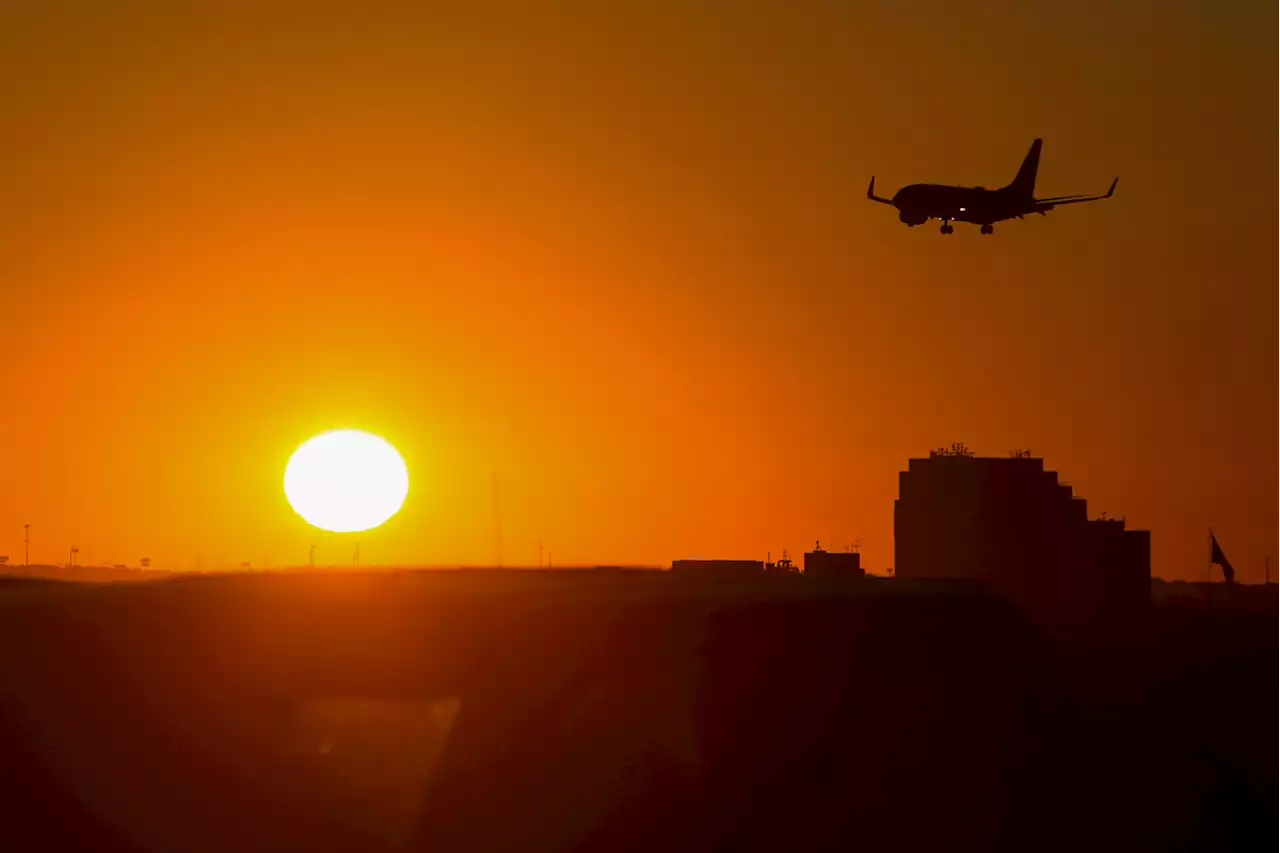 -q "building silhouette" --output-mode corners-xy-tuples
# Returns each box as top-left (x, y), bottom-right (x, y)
(803, 543), (864, 578)
(670, 559), (763, 576)
(894, 444), (1149, 624)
